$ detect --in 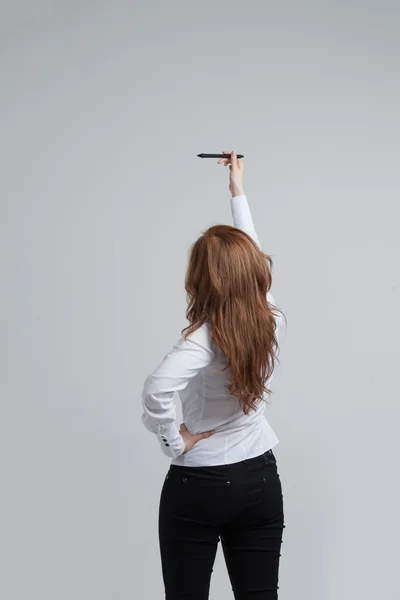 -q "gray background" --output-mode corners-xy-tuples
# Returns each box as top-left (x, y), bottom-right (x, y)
(1, 1), (399, 598)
